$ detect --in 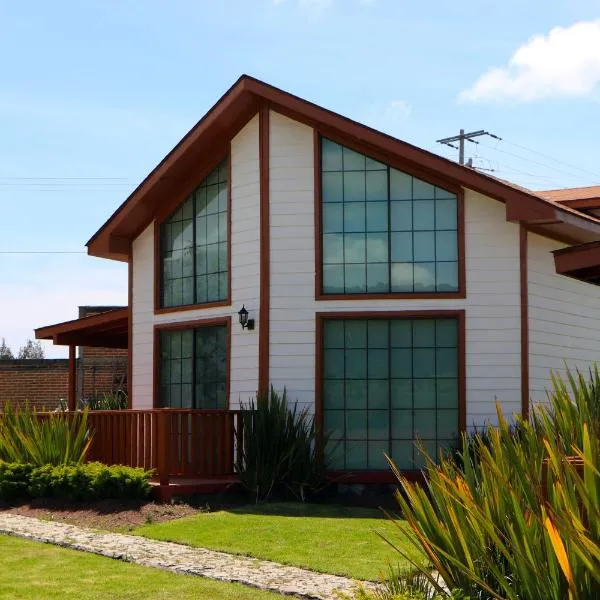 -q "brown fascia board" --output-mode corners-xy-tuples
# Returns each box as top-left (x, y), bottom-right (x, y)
(554, 240), (600, 274)
(86, 75), (600, 261)
(35, 308), (129, 340)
